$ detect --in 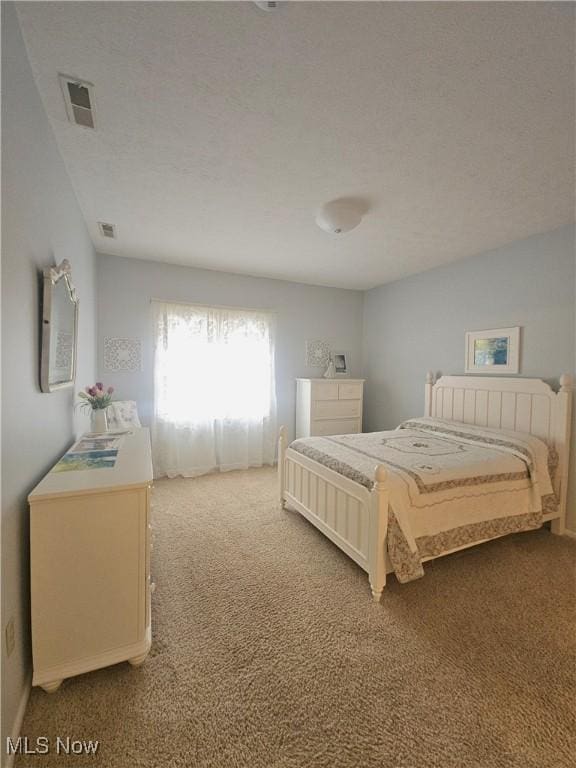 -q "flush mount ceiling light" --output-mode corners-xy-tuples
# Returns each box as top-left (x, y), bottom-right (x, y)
(315, 200), (364, 235)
